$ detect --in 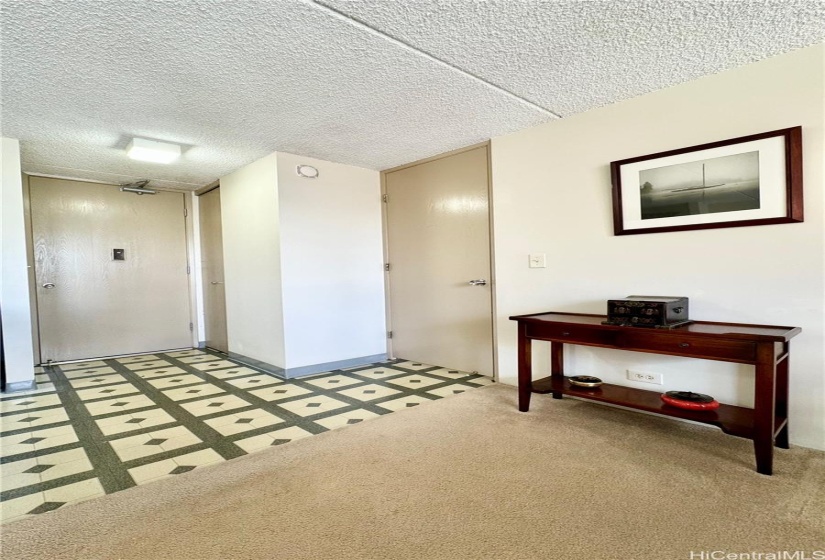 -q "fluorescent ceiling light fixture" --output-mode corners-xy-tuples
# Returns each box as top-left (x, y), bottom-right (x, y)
(126, 137), (181, 164)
